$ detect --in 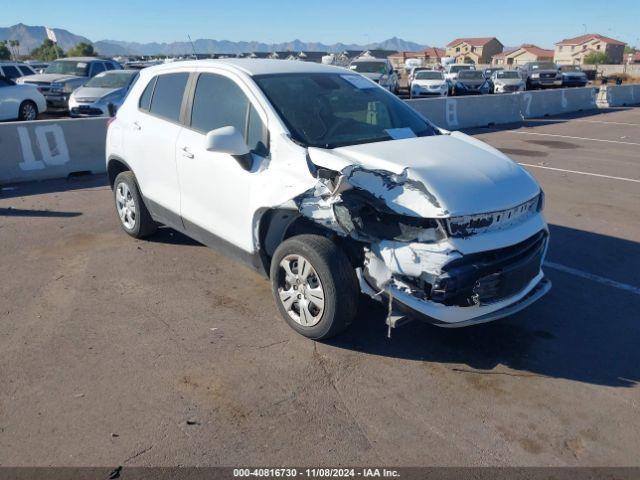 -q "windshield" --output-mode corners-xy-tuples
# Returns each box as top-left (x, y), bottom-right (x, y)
(350, 61), (387, 74)
(415, 71), (443, 80)
(496, 71), (520, 79)
(254, 73), (438, 149)
(450, 65), (473, 73)
(45, 60), (90, 76)
(458, 70), (484, 80)
(85, 71), (137, 88)
(531, 63), (556, 70)
(560, 65), (581, 72)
